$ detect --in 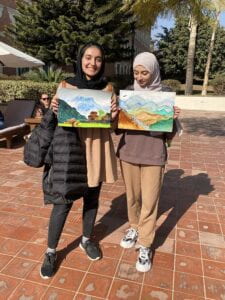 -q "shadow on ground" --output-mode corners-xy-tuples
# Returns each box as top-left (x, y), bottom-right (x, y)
(56, 193), (127, 270)
(93, 193), (127, 241)
(181, 117), (225, 137)
(1, 114), (221, 282)
(153, 169), (214, 249)
(56, 168), (215, 267)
